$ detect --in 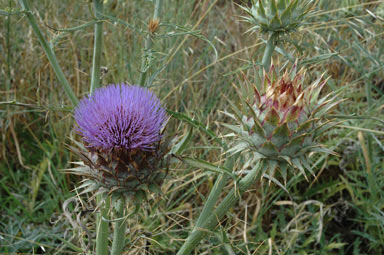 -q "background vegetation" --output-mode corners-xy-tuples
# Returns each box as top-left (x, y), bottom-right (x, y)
(1, 0), (384, 254)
